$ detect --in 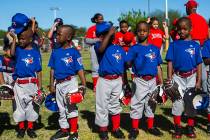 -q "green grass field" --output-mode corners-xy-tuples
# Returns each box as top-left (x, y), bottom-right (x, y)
(0, 50), (209, 140)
